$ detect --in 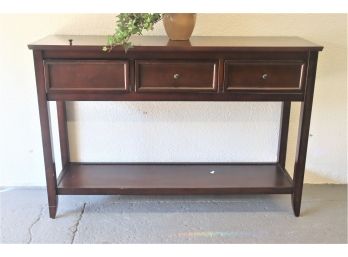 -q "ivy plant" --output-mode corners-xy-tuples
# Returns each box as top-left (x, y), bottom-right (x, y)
(103, 13), (162, 52)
